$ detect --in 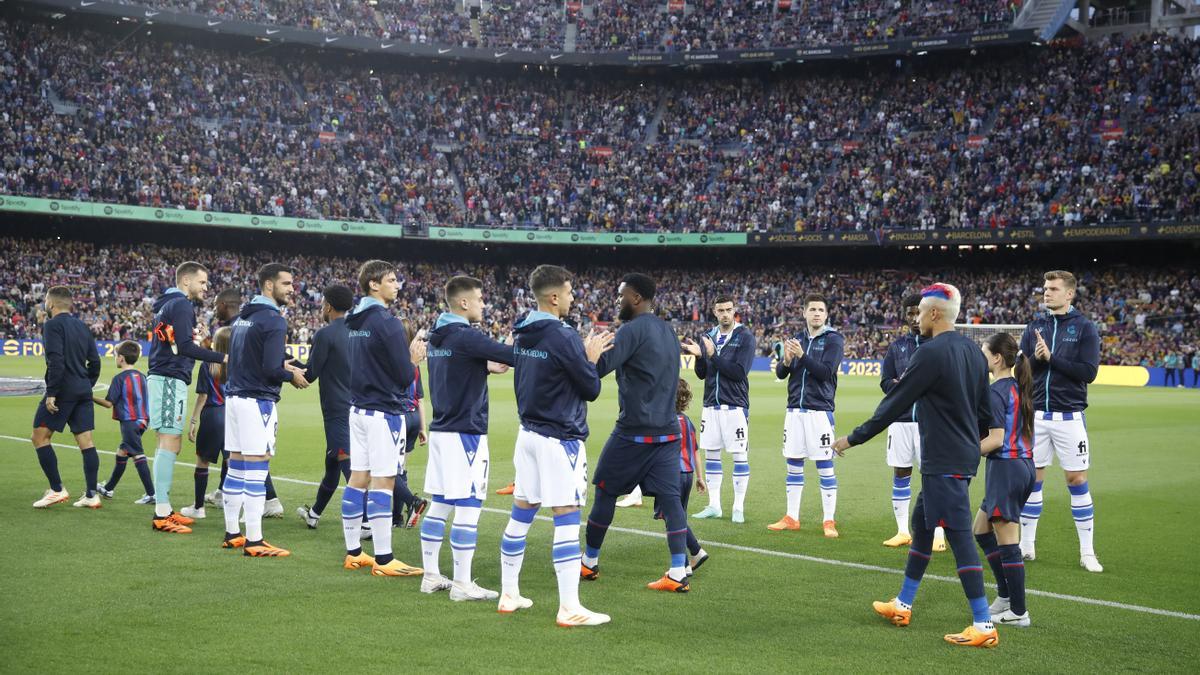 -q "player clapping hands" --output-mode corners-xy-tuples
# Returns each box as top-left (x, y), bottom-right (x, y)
(584, 329), (615, 363)
(1032, 329), (1051, 361)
